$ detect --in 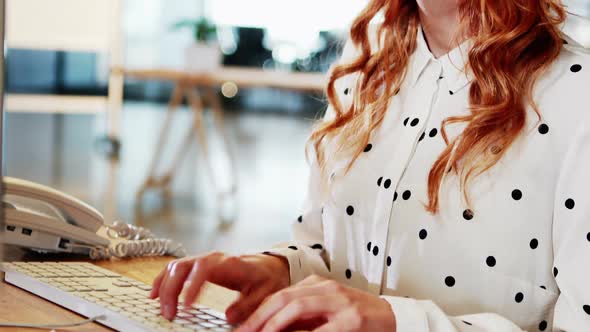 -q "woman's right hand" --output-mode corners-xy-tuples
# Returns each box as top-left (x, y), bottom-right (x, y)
(149, 252), (290, 324)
